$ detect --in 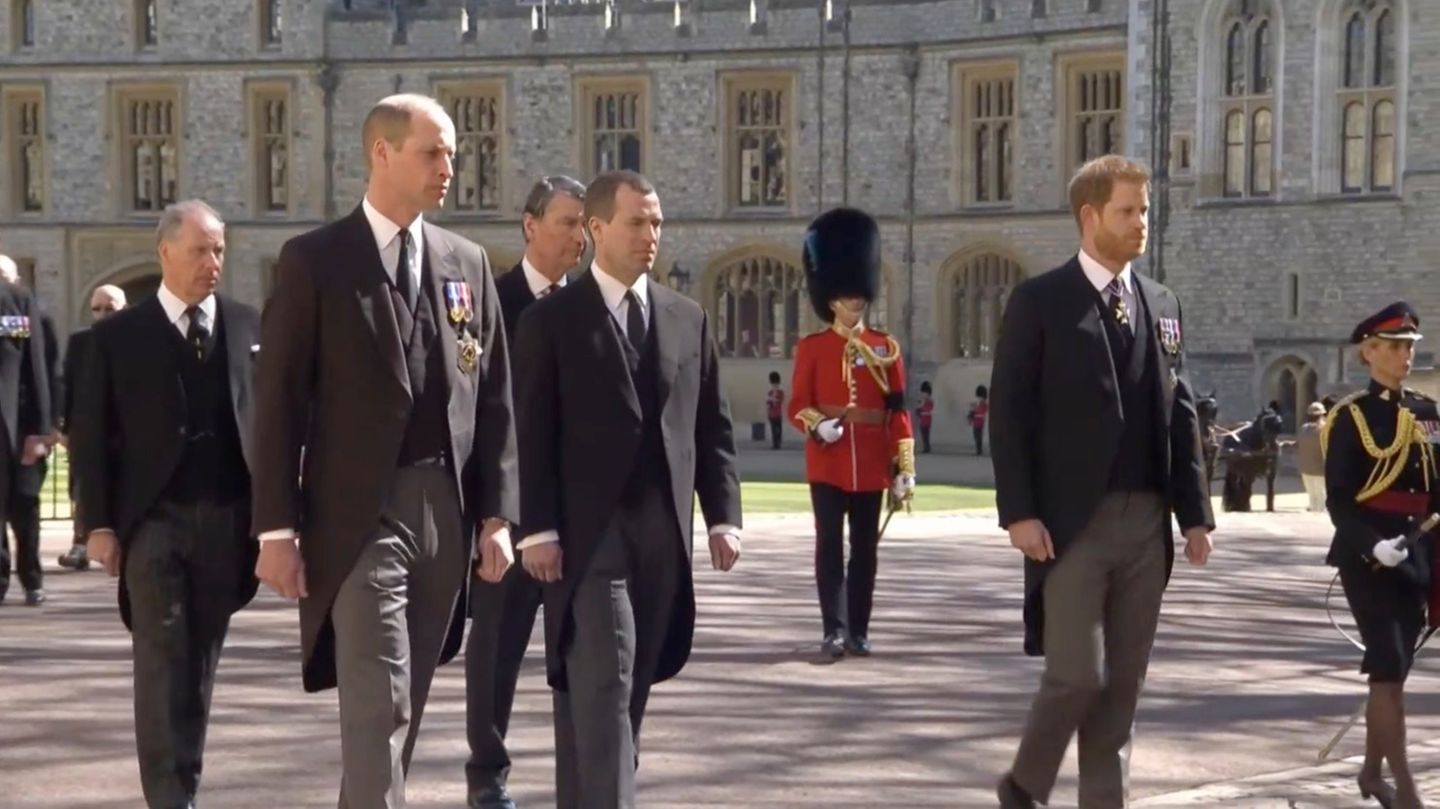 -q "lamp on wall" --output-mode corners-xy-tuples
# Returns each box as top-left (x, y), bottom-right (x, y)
(667, 260), (692, 294)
